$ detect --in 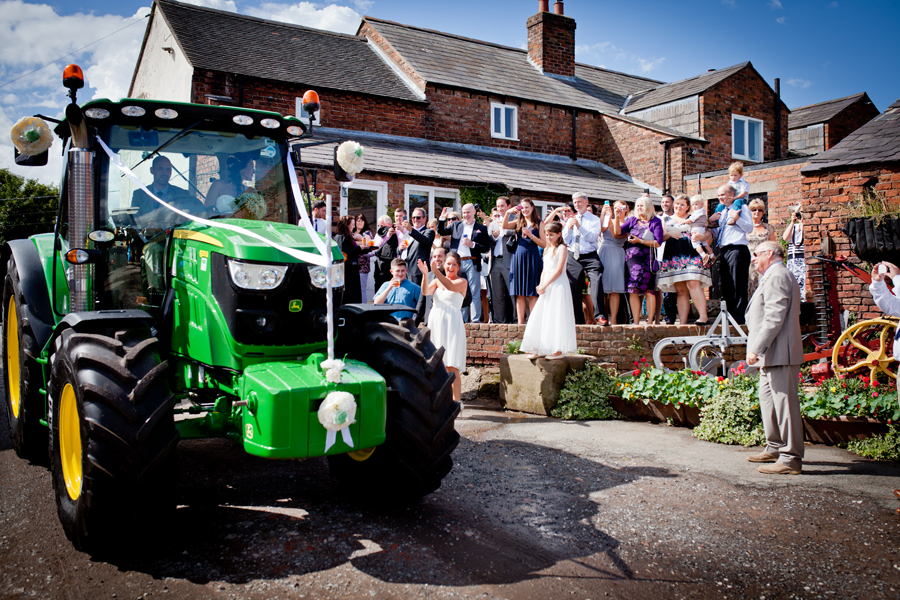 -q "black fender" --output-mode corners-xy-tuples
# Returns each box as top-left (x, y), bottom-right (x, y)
(334, 303), (411, 355)
(58, 309), (156, 336)
(2, 240), (55, 352)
